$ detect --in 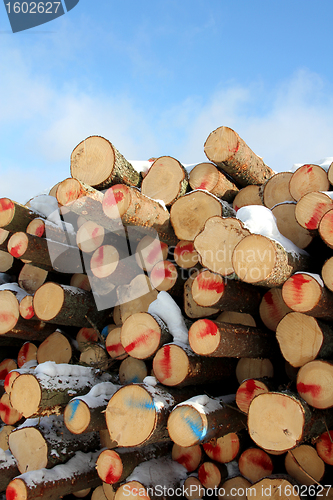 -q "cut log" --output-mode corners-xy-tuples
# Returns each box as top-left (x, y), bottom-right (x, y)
(232, 185), (264, 211)
(116, 274), (158, 324)
(89, 244), (141, 285)
(105, 382), (198, 447)
(235, 358), (274, 384)
(17, 342), (37, 368)
(236, 378), (272, 414)
(70, 273), (92, 291)
(191, 270), (262, 313)
(152, 343), (237, 387)
(261, 172), (294, 209)
(183, 272), (220, 319)
(2, 317), (57, 342)
(247, 390), (333, 453)
(271, 202), (314, 249)
(0, 199), (42, 232)
(219, 476), (251, 500)
(315, 430), (333, 465)
(96, 443), (172, 485)
(259, 288), (292, 331)
(26, 217), (76, 246)
(276, 311), (333, 367)
(246, 476), (301, 500)
(204, 126), (274, 186)
(167, 394), (246, 447)
(238, 447), (274, 482)
(170, 189), (235, 241)
(8, 415), (100, 472)
(92, 486), (108, 500)
(183, 476), (205, 500)
(296, 360), (333, 409)
(285, 444), (325, 486)
(197, 460), (228, 489)
(70, 135), (141, 189)
(149, 260), (185, 296)
(188, 162), (239, 202)
(76, 220), (105, 253)
(36, 330), (72, 364)
(0, 424), (14, 450)
(118, 357), (148, 385)
(289, 164), (330, 201)
(319, 207), (333, 249)
(9, 363), (113, 418)
(232, 234), (310, 287)
(282, 272), (333, 319)
(19, 294), (34, 319)
(173, 240), (200, 269)
(102, 184), (178, 245)
(0, 392), (23, 425)
(194, 216), (250, 276)
(0, 359), (17, 381)
(135, 235), (168, 272)
(18, 263), (48, 294)
(121, 313), (173, 360)
(76, 327), (100, 352)
(0, 228), (10, 251)
(6, 449), (102, 500)
(0, 249), (15, 273)
(80, 344), (109, 370)
(64, 382), (119, 435)
(188, 318), (276, 358)
(171, 443), (202, 471)
(105, 326), (127, 360)
(33, 282), (111, 328)
(202, 432), (241, 463)
(0, 450), (19, 494)
(141, 156), (188, 206)
(295, 191), (333, 230)
(216, 311), (256, 326)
